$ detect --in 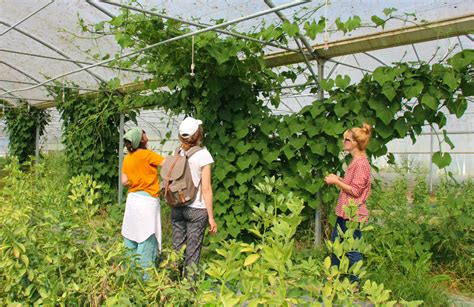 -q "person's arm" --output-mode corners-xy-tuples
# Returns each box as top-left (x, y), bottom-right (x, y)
(121, 172), (129, 187)
(148, 151), (165, 167)
(324, 163), (370, 197)
(201, 164), (217, 234)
